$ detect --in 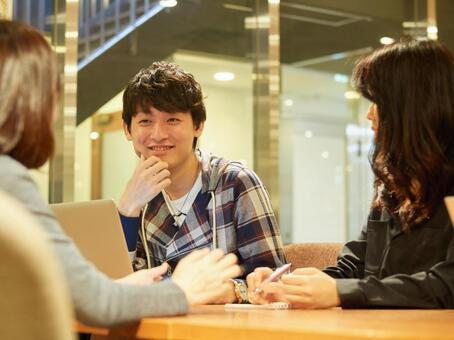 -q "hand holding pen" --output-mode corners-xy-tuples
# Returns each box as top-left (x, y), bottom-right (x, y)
(253, 263), (292, 294)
